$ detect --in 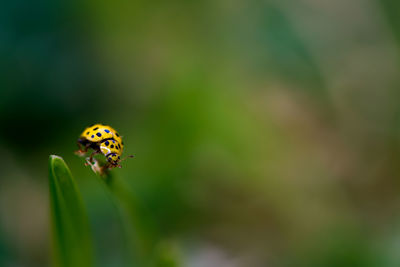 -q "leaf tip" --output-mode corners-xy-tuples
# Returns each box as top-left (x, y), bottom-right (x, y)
(49, 155), (66, 166)
(50, 155), (63, 160)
